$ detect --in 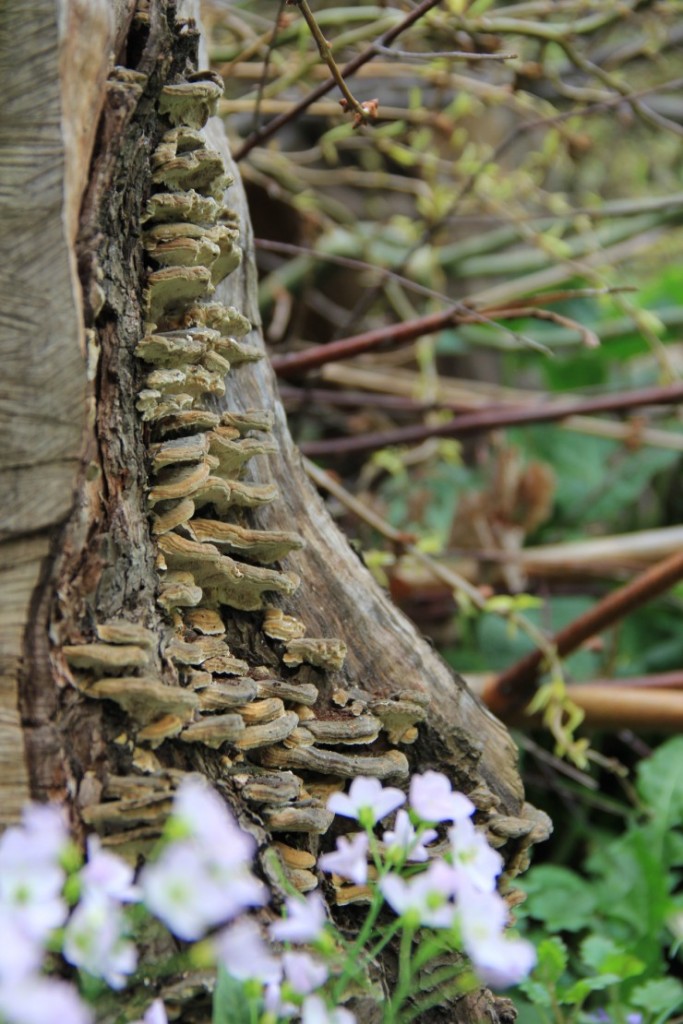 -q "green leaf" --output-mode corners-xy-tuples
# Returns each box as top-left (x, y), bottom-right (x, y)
(586, 827), (671, 947)
(518, 979), (554, 1009)
(579, 935), (645, 980)
(560, 973), (622, 1005)
(519, 865), (597, 931)
(631, 978), (683, 1016)
(537, 937), (569, 983)
(637, 736), (683, 827)
(212, 968), (253, 1024)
